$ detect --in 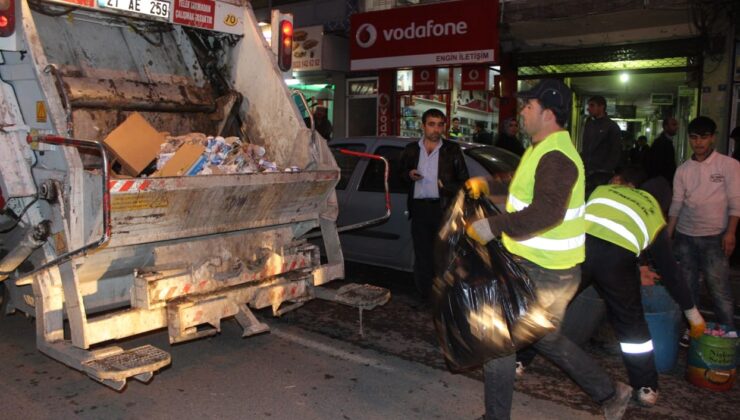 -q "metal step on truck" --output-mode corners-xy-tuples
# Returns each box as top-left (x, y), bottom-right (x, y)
(0, 0), (389, 390)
